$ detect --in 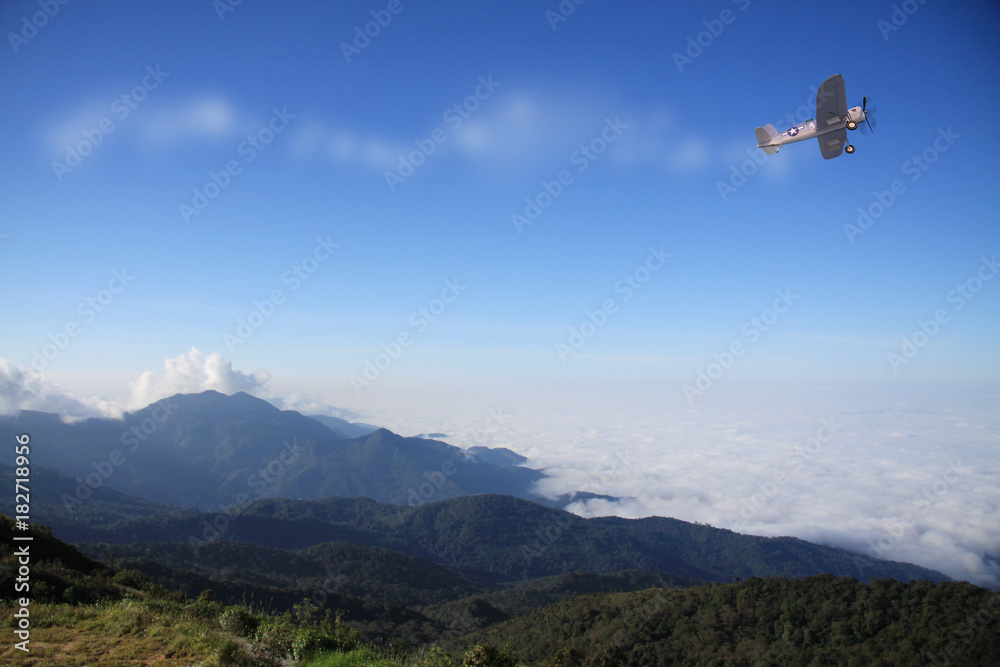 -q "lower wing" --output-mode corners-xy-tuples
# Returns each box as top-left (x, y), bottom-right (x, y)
(818, 128), (847, 160)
